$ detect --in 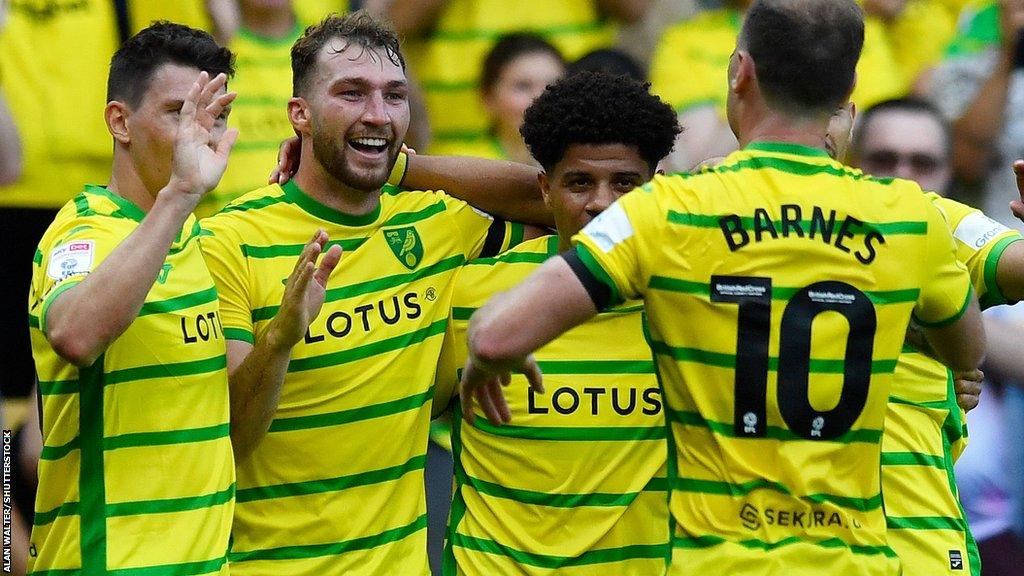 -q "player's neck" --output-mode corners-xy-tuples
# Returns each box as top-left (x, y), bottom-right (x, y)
(292, 152), (382, 219)
(108, 152), (156, 213)
(739, 112), (830, 153)
(240, 5), (296, 39)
